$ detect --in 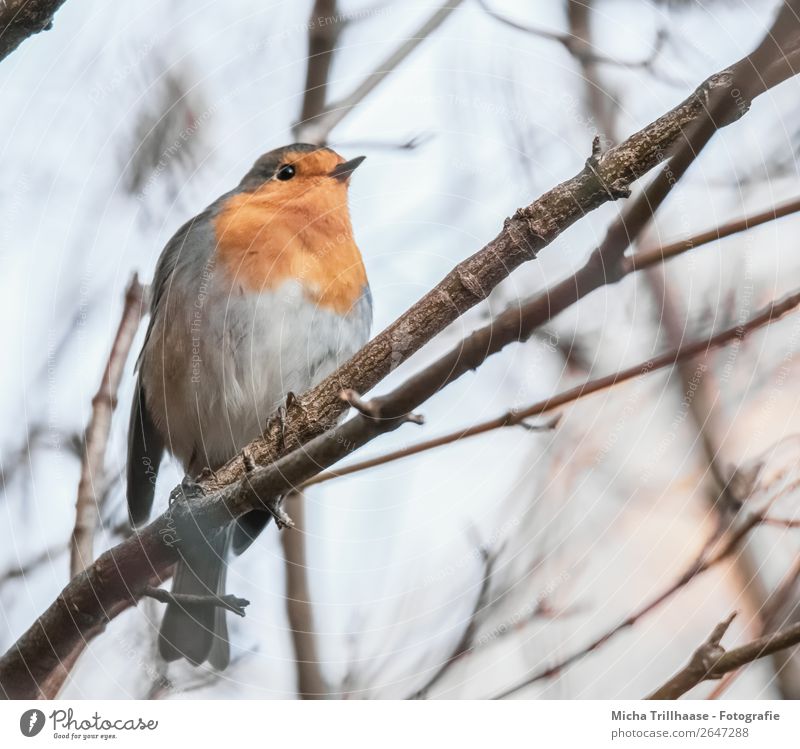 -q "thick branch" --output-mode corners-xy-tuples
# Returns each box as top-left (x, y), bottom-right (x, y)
(0, 0), (68, 62)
